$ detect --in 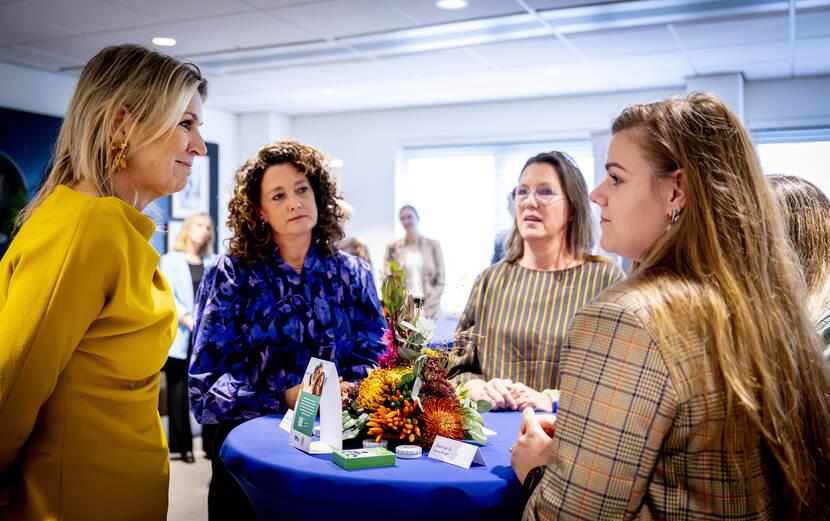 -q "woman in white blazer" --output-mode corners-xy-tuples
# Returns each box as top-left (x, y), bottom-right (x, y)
(159, 213), (215, 463)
